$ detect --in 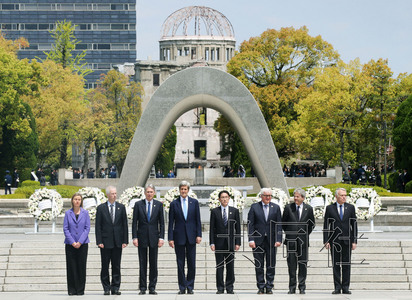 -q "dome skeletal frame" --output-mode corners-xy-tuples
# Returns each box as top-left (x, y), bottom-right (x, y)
(160, 6), (235, 40)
